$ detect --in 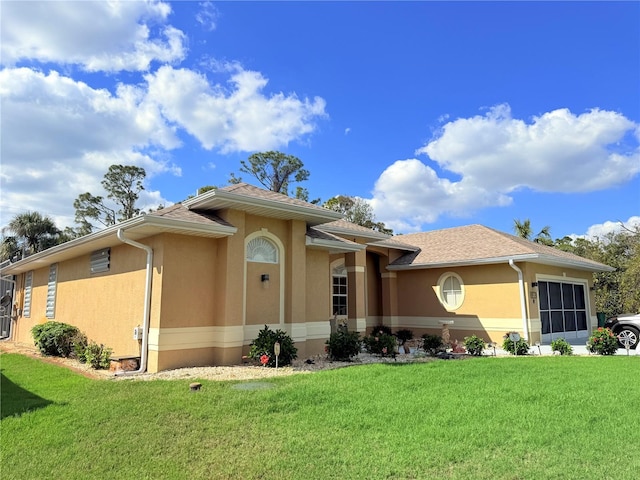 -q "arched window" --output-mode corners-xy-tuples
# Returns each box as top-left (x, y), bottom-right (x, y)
(246, 237), (278, 263)
(438, 272), (464, 310)
(332, 263), (347, 316)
